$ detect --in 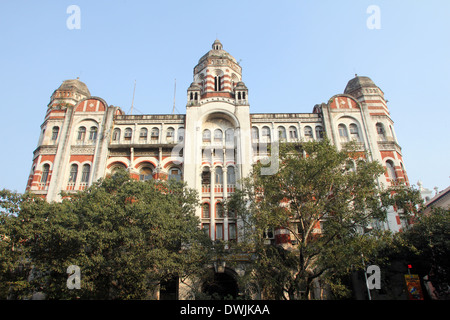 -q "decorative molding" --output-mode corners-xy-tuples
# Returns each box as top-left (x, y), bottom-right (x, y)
(71, 146), (95, 155)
